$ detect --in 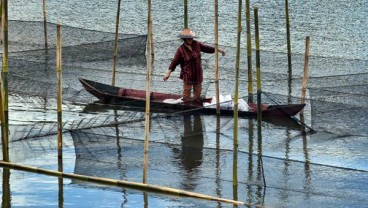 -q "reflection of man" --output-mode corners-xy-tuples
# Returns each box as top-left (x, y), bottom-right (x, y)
(178, 114), (204, 190)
